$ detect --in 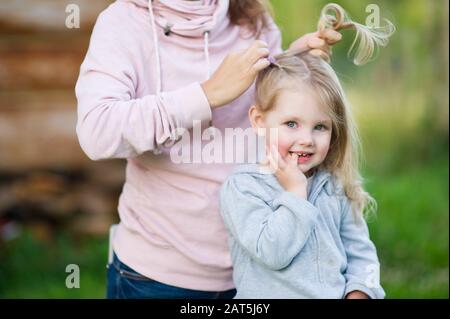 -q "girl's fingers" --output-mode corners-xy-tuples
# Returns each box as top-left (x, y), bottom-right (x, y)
(260, 156), (269, 166)
(267, 150), (278, 174)
(289, 152), (299, 166)
(268, 145), (277, 171)
(270, 145), (286, 170)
